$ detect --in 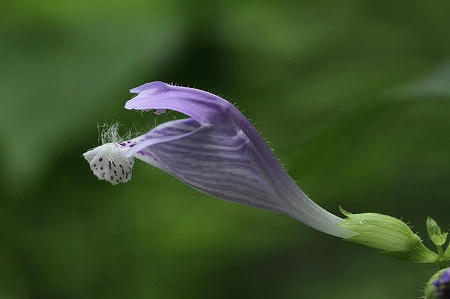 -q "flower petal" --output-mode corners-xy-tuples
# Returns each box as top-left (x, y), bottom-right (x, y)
(59, 82), (356, 238)
(125, 81), (232, 125)
(126, 115), (354, 238)
(83, 143), (134, 185)
(130, 118), (286, 213)
(124, 82), (354, 238)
